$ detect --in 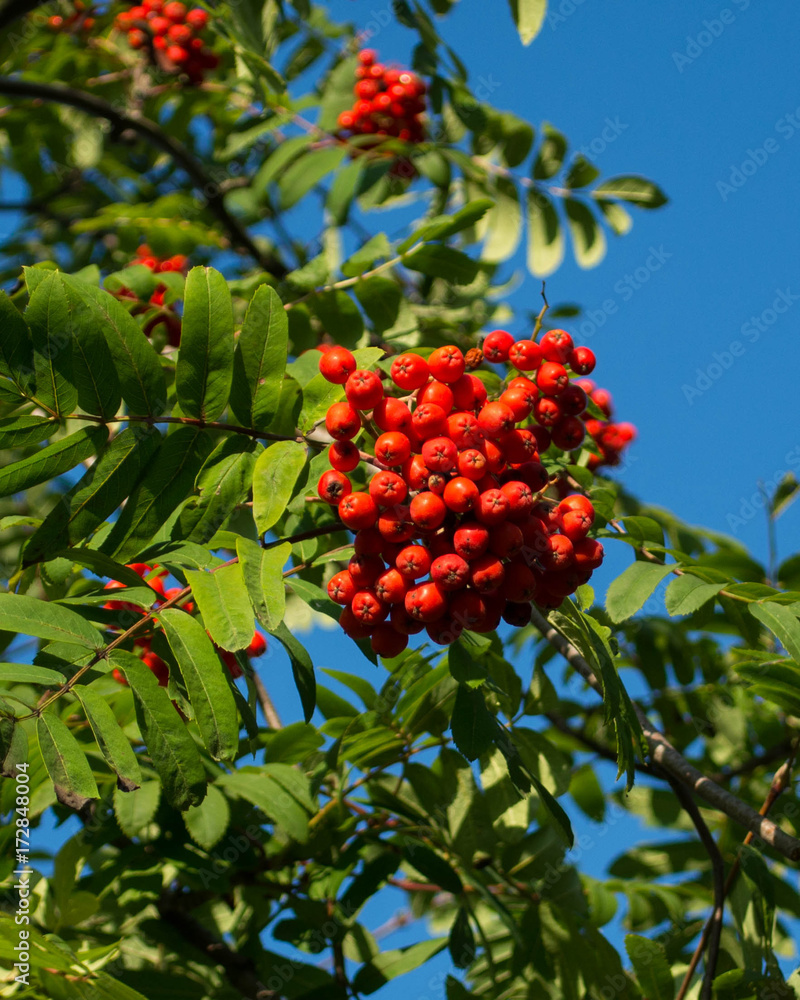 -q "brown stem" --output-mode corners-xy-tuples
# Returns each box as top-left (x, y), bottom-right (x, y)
(528, 606), (800, 863)
(0, 76), (284, 275)
(67, 411), (305, 444)
(252, 673), (282, 730)
(531, 282), (549, 340)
